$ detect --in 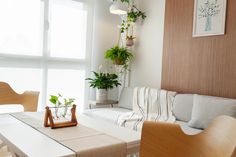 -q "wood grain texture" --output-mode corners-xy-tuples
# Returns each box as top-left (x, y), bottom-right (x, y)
(140, 116), (236, 157)
(161, 0), (236, 98)
(0, 82), (39, 112)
